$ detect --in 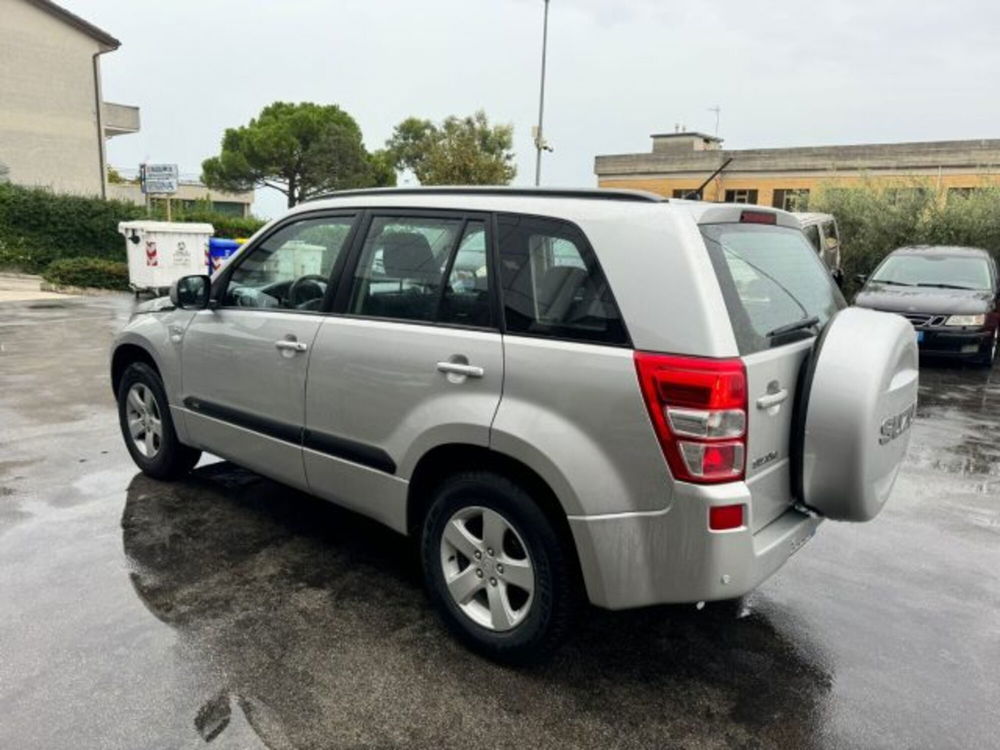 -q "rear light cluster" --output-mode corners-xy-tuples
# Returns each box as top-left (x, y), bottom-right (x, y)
(634, 352), (748, 484)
